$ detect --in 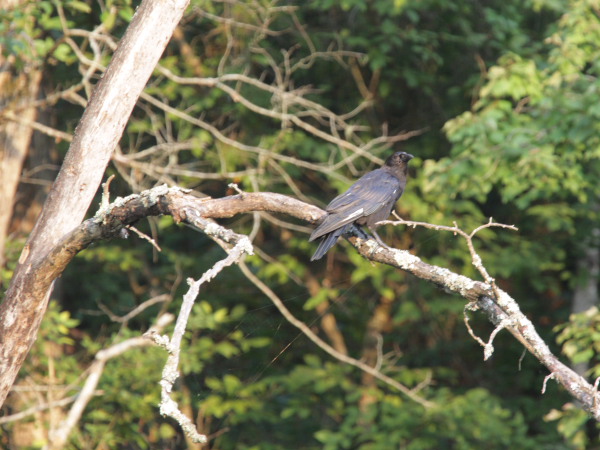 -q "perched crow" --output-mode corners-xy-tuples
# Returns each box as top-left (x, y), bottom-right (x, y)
(309, 152), (413, 261)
